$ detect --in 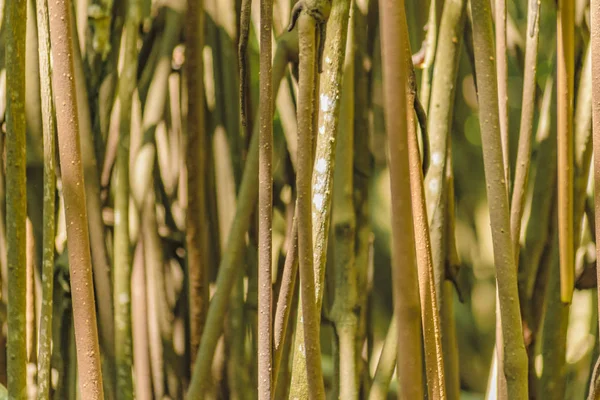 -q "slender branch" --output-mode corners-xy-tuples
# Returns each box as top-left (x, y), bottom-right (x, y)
(5, 0), (27, 397)
(187, 30), (299, 398)
(510, 0), (541, 264)
(48, 0), (104, 397)
(495, 0), (510, 192)
(470, 0), (528, 397)
(368, 316), (397, 400)
(258, 0), (274, 396)
(379, 0), (424, 398)
(239, 0), (252, 131)
(557, 0), (575, 304)
(35, 0), (56, 396)
(185, 0), (208, 369)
